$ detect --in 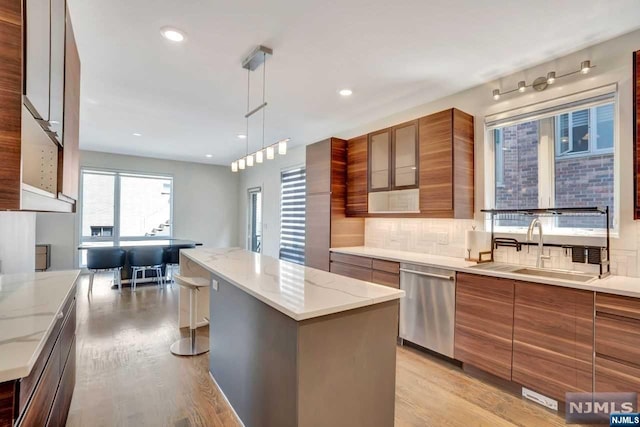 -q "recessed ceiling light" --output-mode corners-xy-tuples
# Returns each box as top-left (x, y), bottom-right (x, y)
(133, 133), (142, 137)
(338, 89), (353, 97)
(205, 154), (213, 158)
(161, 27), (186, 42)
(237, 134), (247, 139)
